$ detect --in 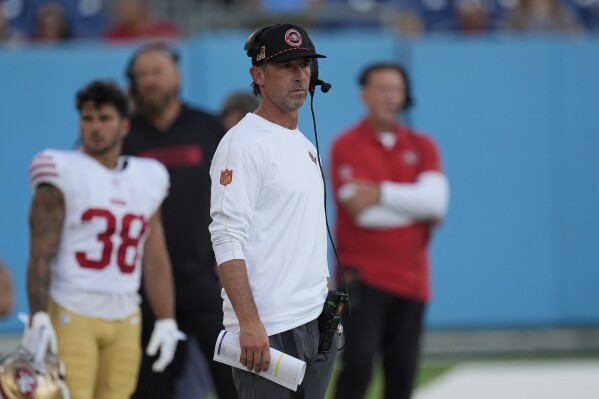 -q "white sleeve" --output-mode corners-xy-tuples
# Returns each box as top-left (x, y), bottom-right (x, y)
(379, 171), (450, 220)
(209, 138), (261, 266)
(355, 205), (414, 229)
(29, 150), (65, 192)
